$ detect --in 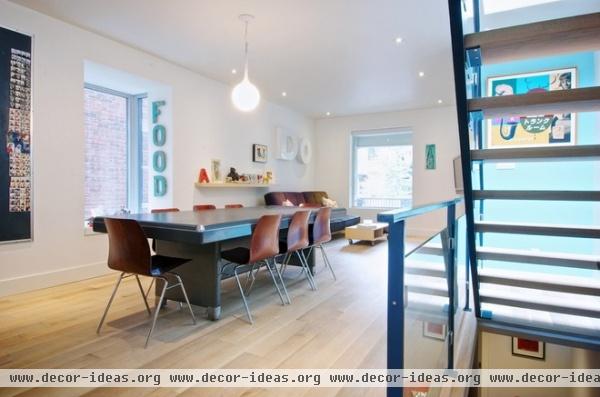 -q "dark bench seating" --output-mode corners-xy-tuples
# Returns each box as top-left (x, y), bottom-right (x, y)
(264, 191), (360, 233)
